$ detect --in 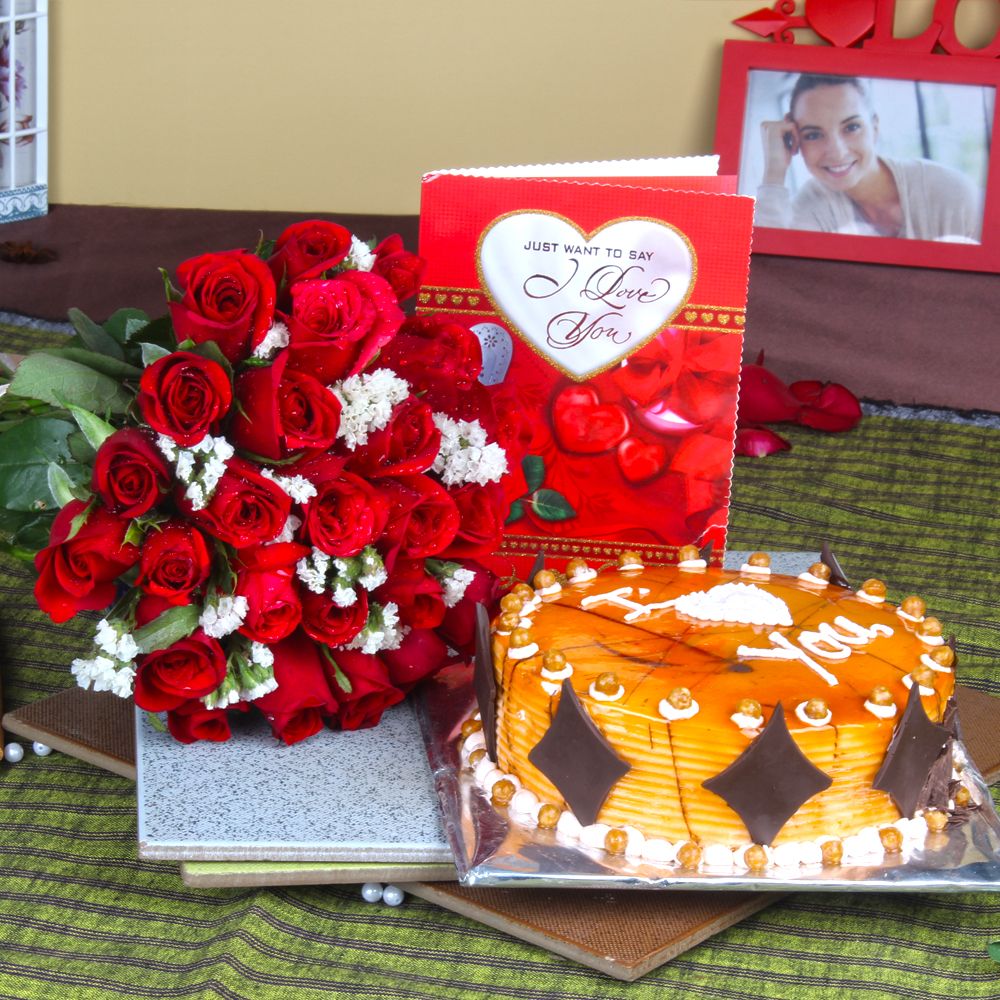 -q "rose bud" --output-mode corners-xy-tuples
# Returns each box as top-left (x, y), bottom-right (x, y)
(180, 457), (292, 549)
(254, 630), (339, 745)
(136, 521), (212, 605)
(166, 699), (245, 744)
(371, 234), (425, 301)
(326, 648), (405, 731)
(379, 627), (453, 692)
(137, 351), (233, 448)
(284, 272), (404, 384)
(92, 428), (172, 517)
(229, 351), (341, 461)
(441, 482), (505, 561)
(379, 474), (460, 560)
(347, 395), (441, 479)
(33, 499), (140, 623)
(133, 632), (228, 713)
(304, 470), (389, 558)
(168, 250), (276, 364)
(300, 587), (370, 649)
(235, 565), (304, 645)
(268, 219), (352, 285)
